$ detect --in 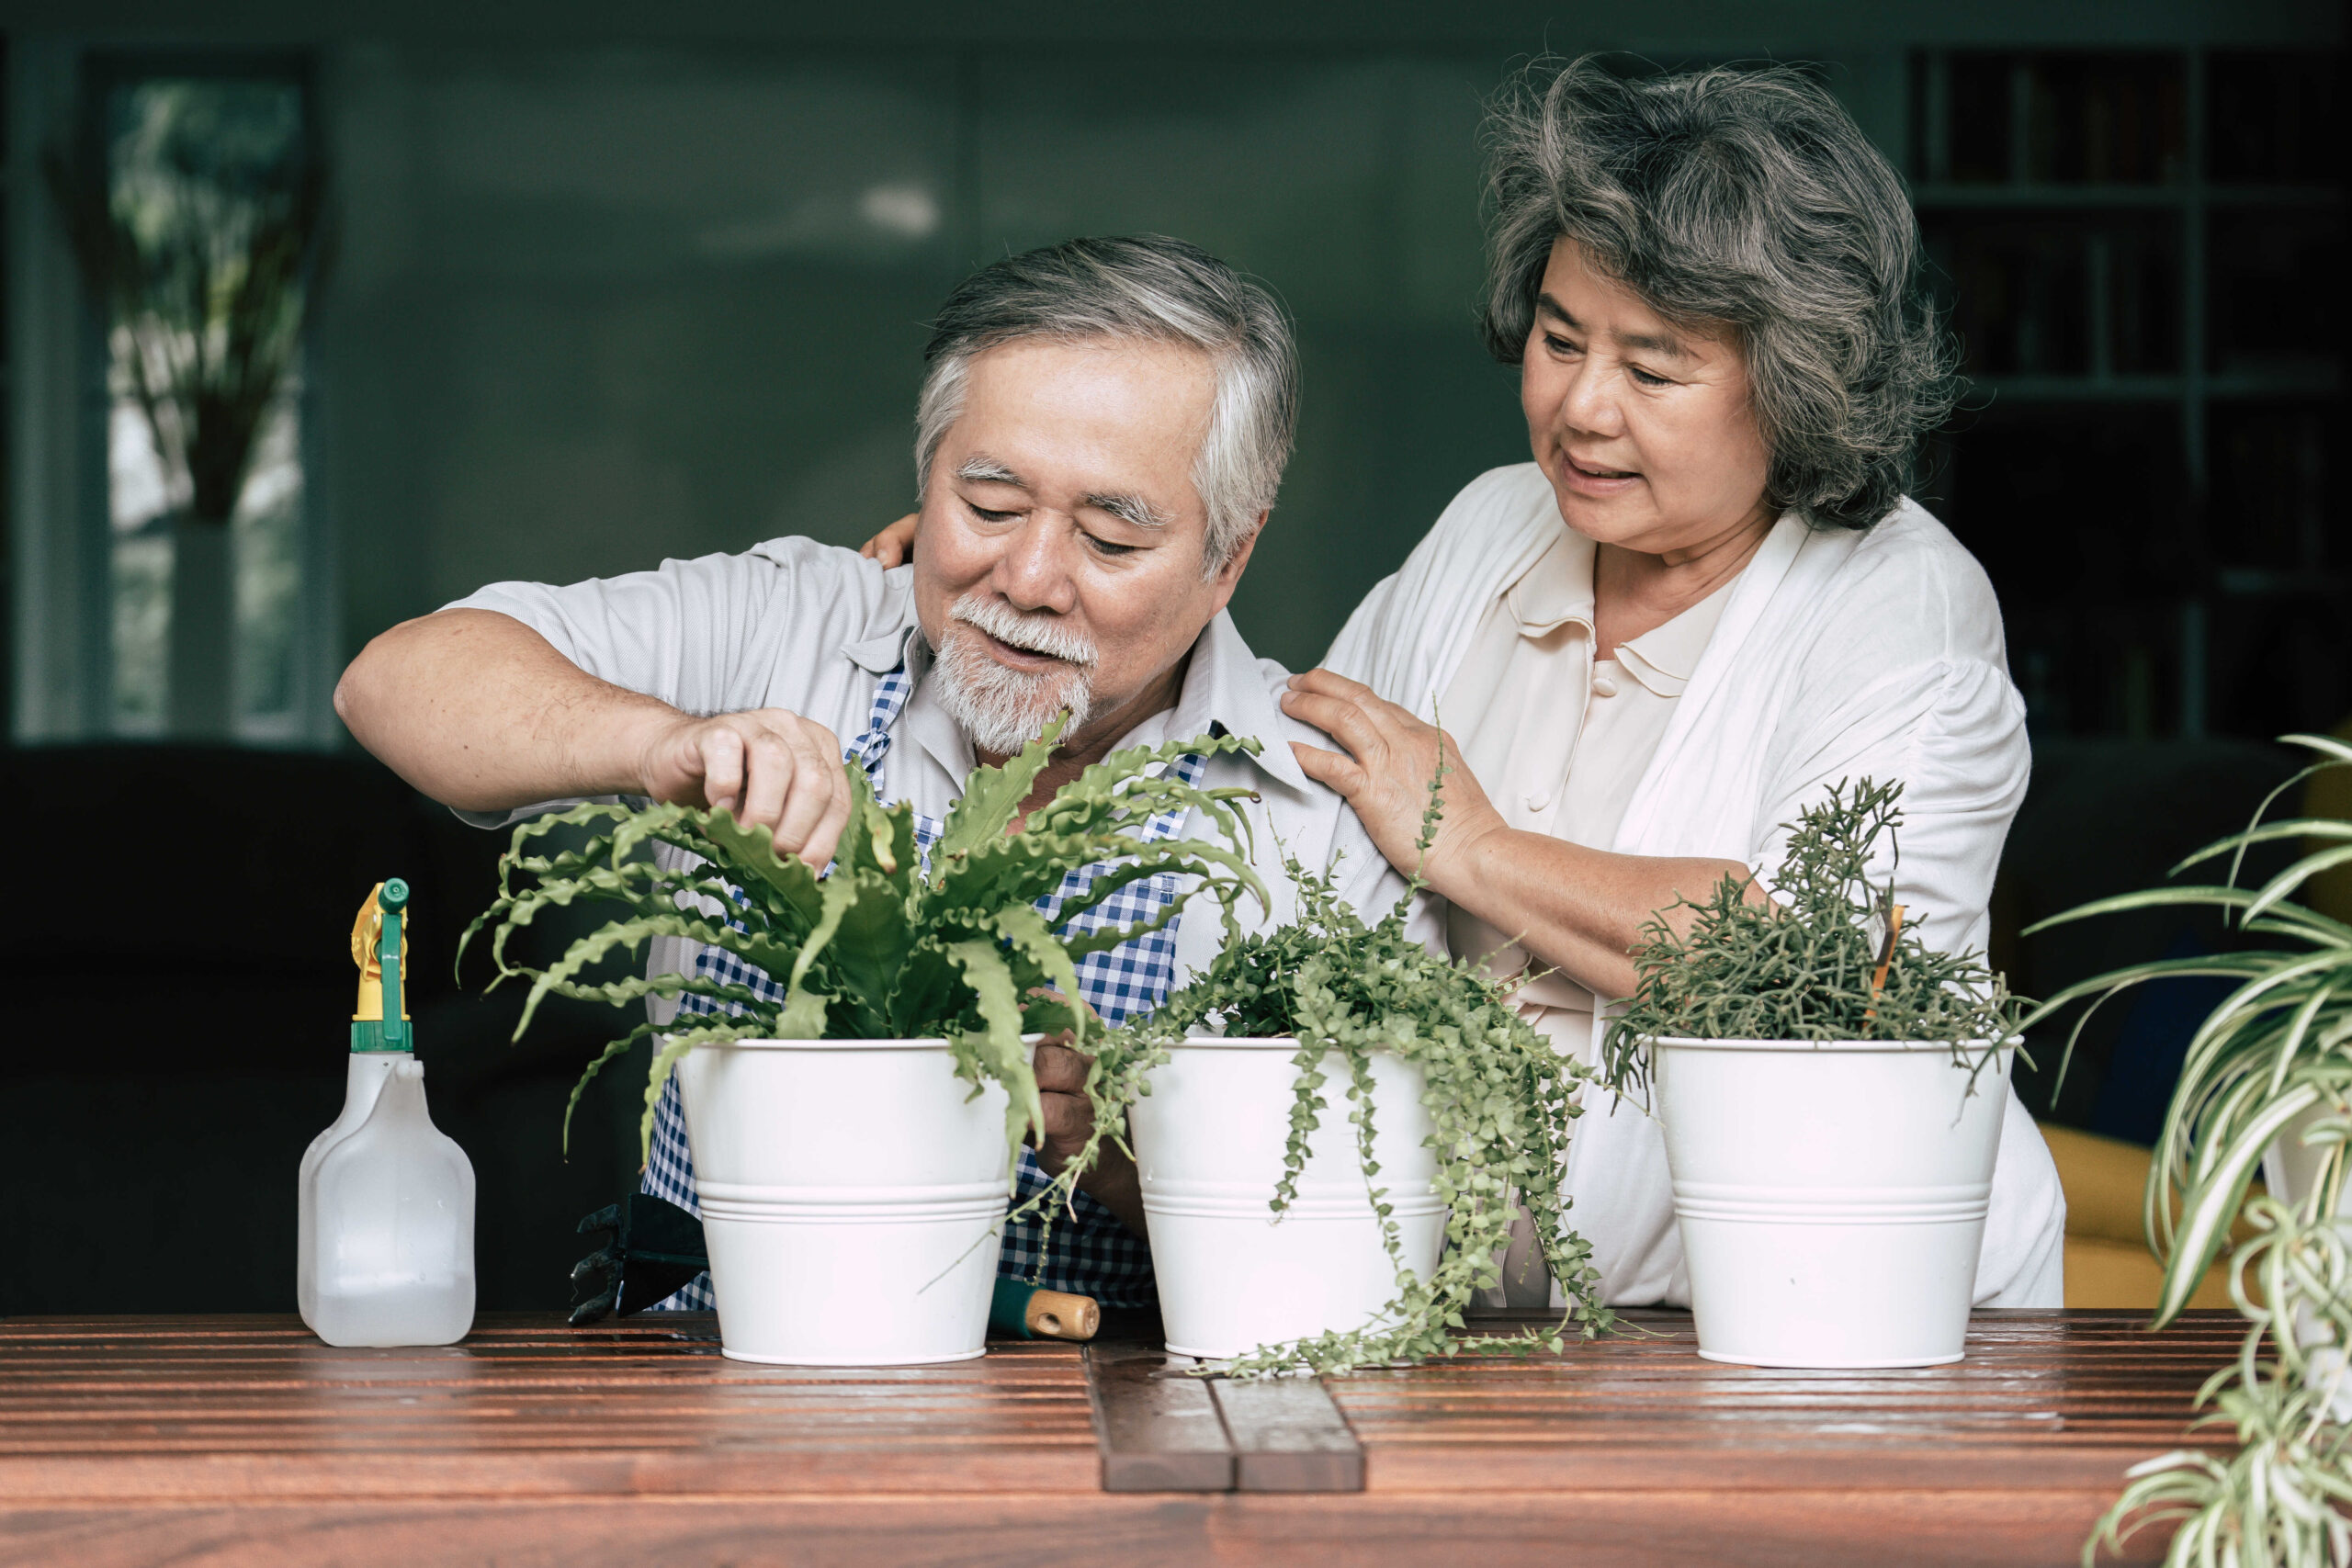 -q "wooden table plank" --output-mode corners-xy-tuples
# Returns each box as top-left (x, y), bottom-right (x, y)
(0, 1314), (1099, 1498)
(1335, 1309), (2245, 1495)
(1210, 1377), (1363, 1493)
(1080, 1339), (1233, 1492)
(0, 1309), (2245, 1566)
(0, 1488), (2174, 1568)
